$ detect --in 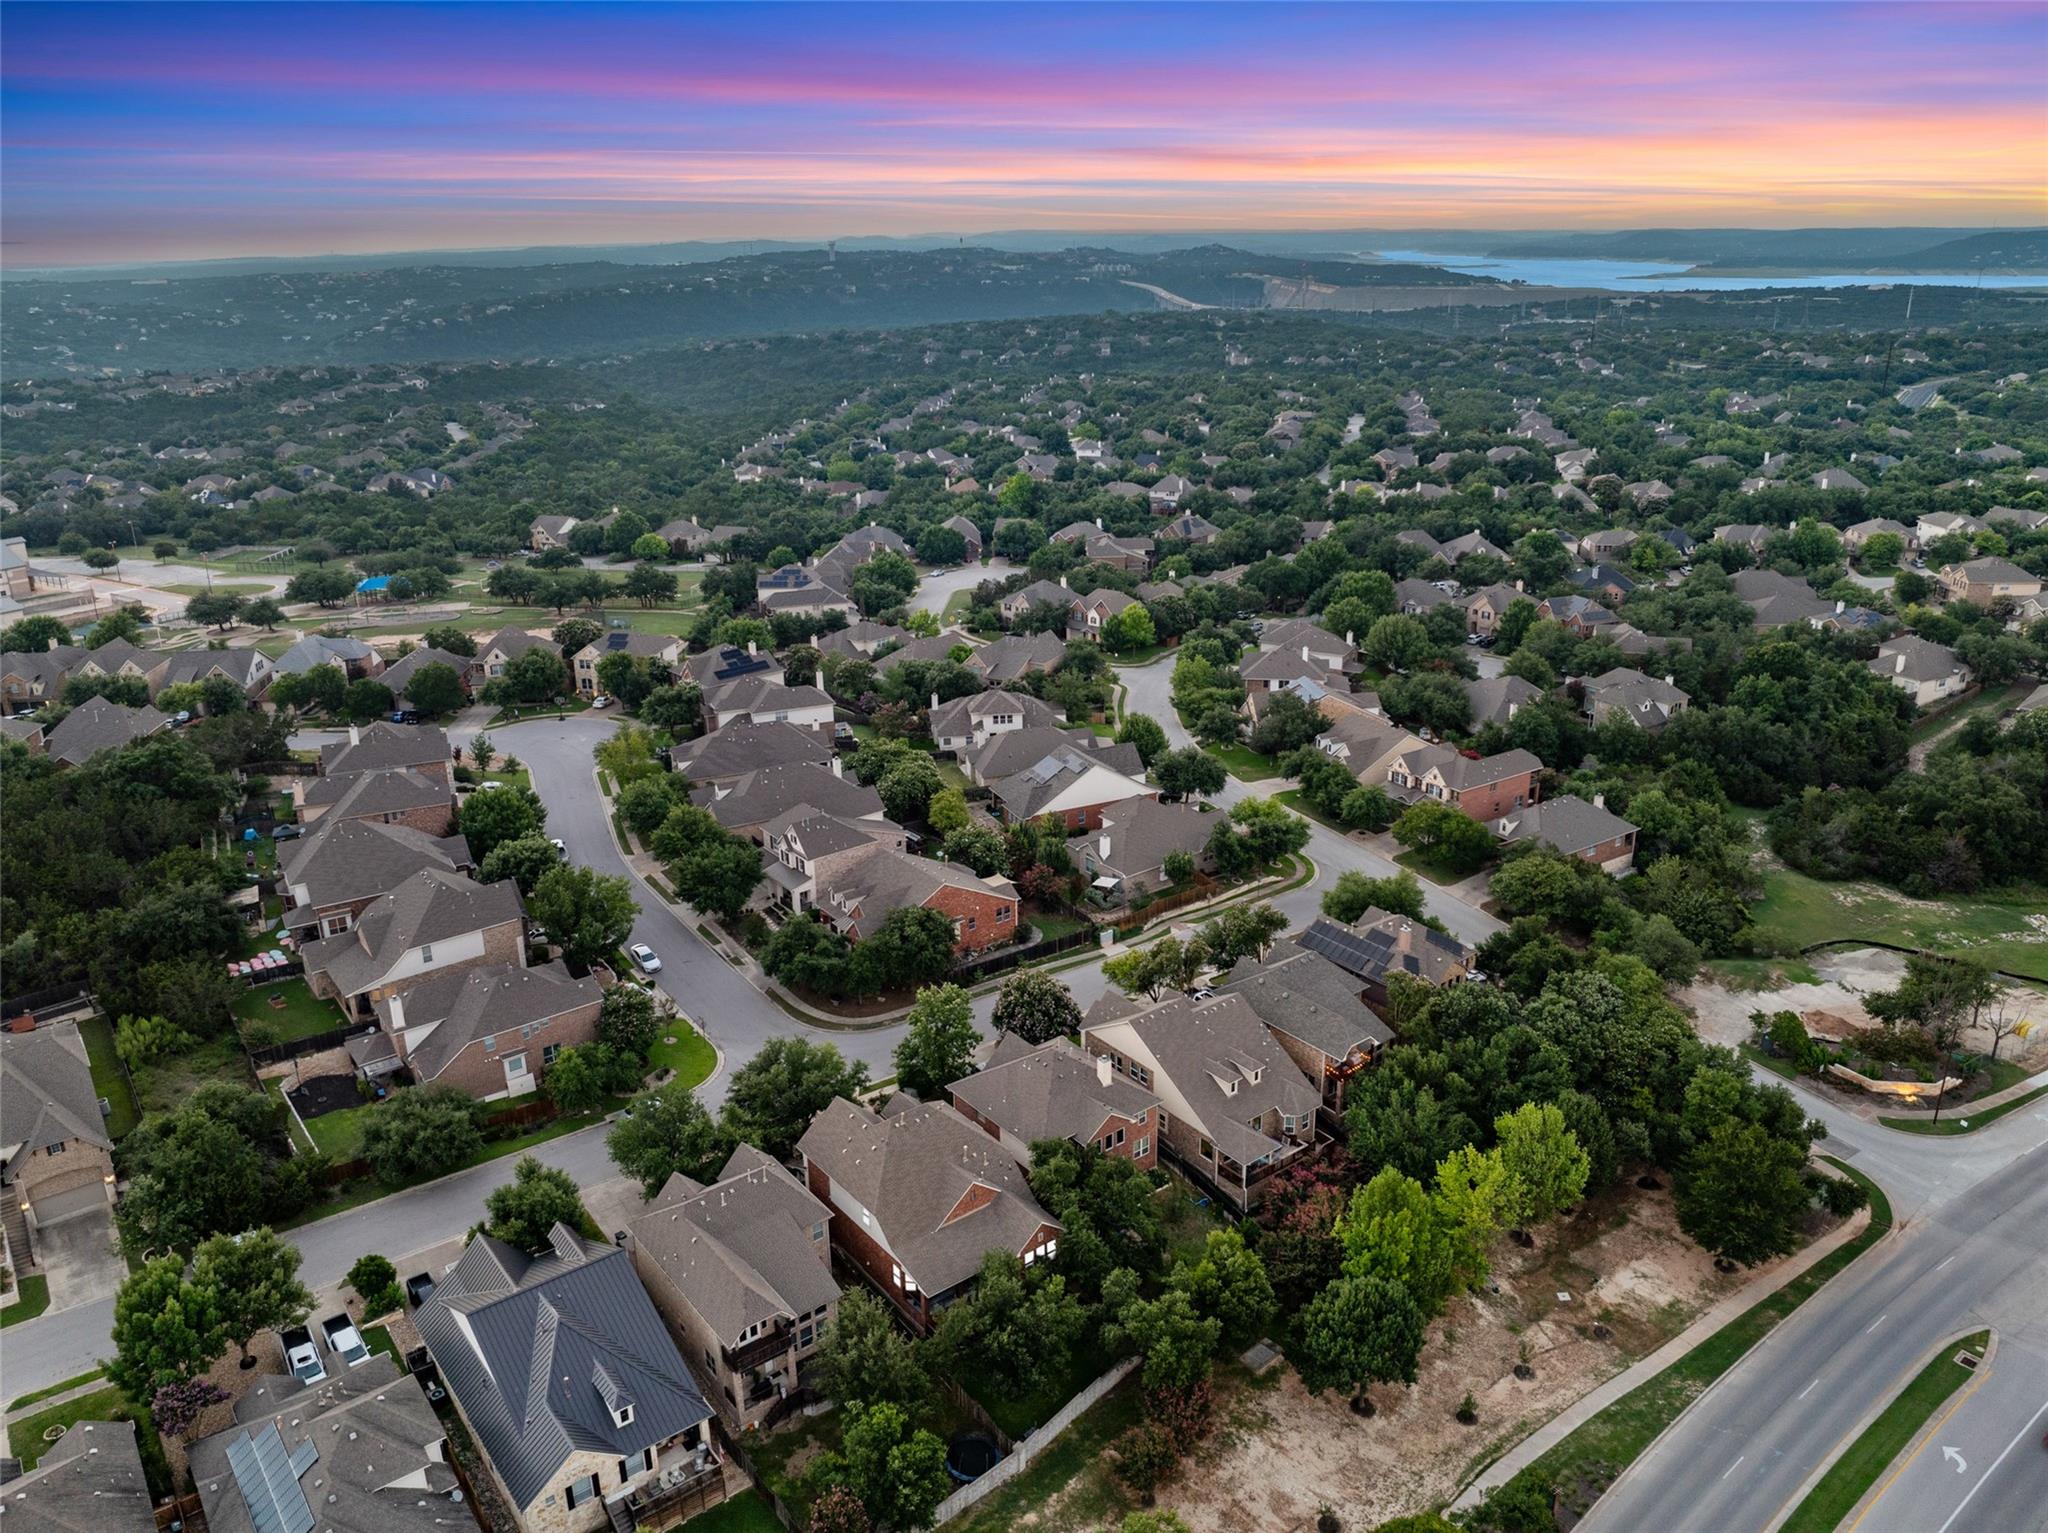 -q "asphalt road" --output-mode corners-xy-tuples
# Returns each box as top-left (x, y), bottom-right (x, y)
(1868, 1334), (2048, 1533)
